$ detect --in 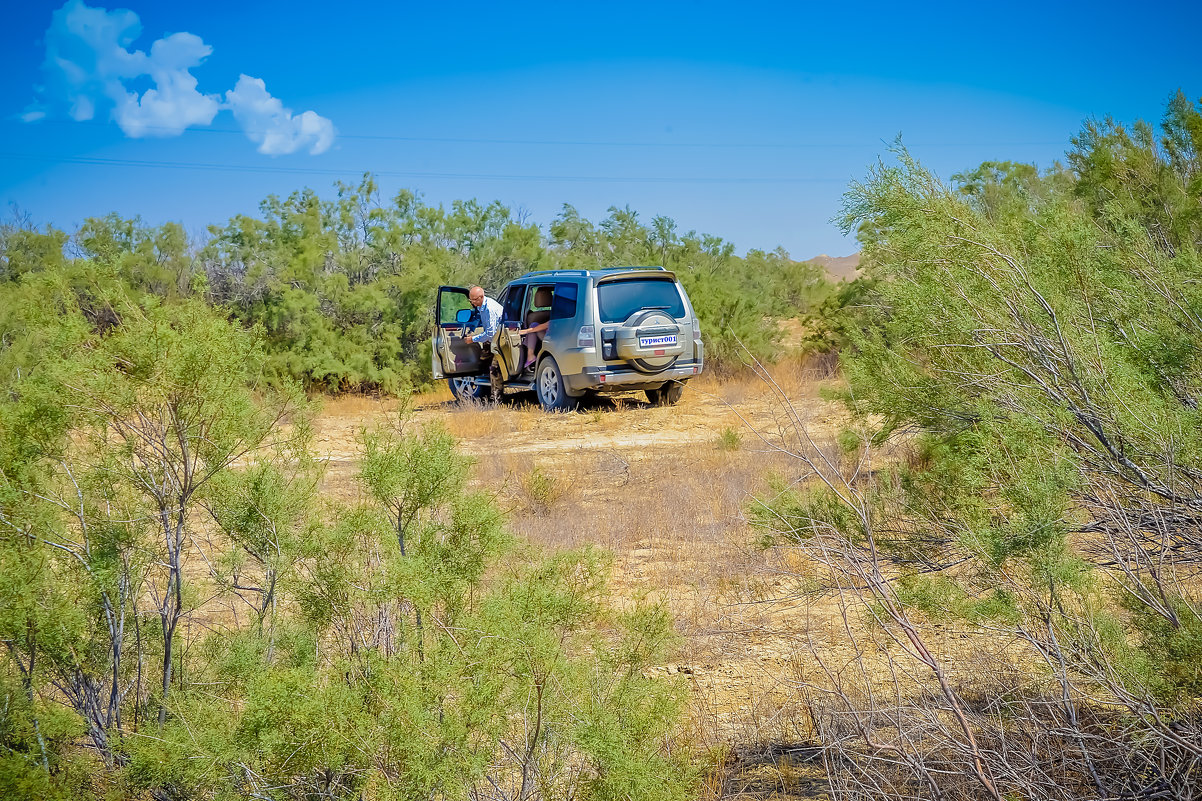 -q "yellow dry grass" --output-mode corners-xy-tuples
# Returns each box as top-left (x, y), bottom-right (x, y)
(370, 368), (852, 773)
(178, 359), (925, 798)
(177, 359), (1135, 800)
